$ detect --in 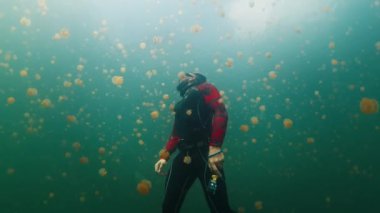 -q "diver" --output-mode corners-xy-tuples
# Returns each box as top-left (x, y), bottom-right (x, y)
(154, 72), (235, 213)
